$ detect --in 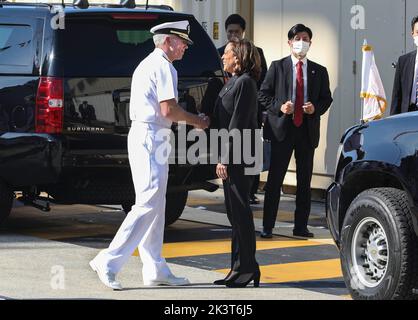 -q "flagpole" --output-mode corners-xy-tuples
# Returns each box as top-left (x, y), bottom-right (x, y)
(360, 39), (367, 124)
(360, 102), (366, 124)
